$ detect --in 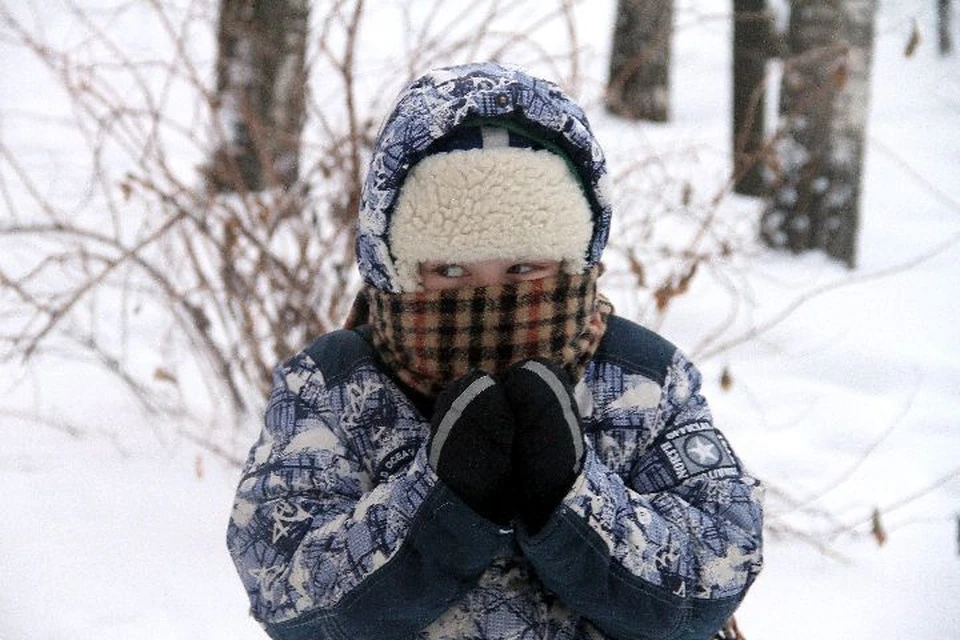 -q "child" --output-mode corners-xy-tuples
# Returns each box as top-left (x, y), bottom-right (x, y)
(227, 62), (763, 640)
